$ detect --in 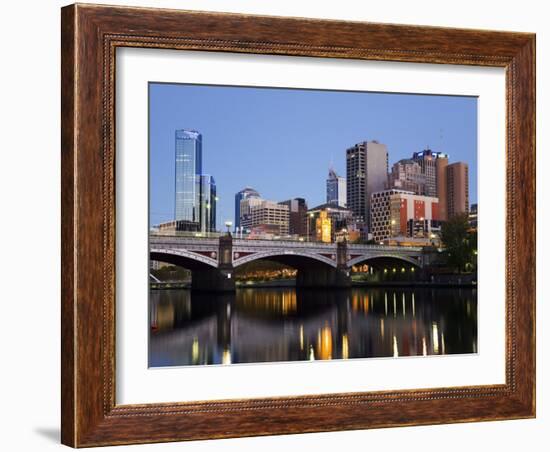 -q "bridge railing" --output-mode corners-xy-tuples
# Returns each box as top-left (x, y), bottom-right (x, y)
(150, 232), (423, 252)
(348, 244), (423, 253)
(150, 230), (324, 243)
